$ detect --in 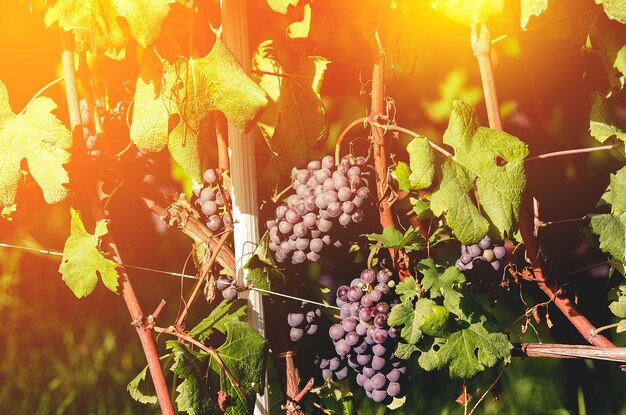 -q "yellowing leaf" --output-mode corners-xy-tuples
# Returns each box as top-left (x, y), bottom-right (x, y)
(116, 0), (170, 48)
(44, 0), (126, 59)
(431, 0), (504, 26)
(59, 208), (120, 298)
(130, 41), (268, 180)
(254, 41), (329, 163)
(596, 0), (626, 24)
(287, 3), (311, 40)
(130, 48), (170, 152)
(520, 0), (549, 29)
(267, 0), (299, 14)
(0, 80), (72, 207)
